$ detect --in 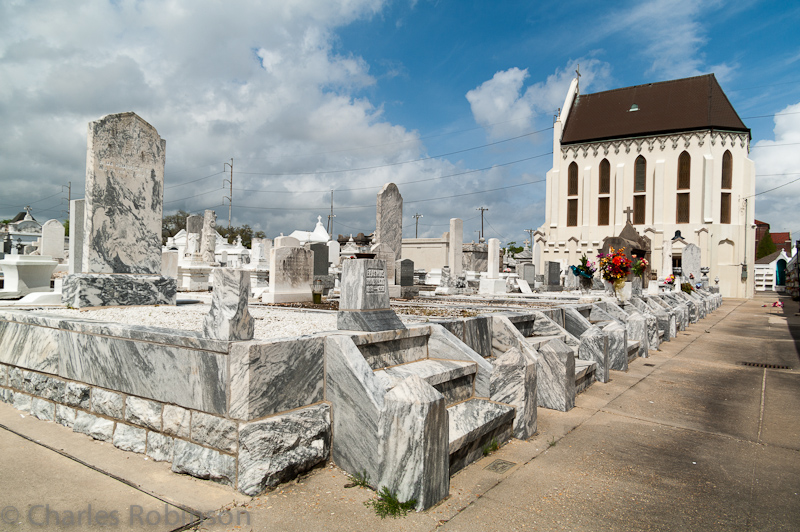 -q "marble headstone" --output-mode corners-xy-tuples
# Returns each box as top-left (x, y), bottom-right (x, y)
(68, 199), (85, 275)
(546, 261), (561, 285)
(375, 182), (403, 260)
(203, 269), (254, 341)
(262, 245), (313, 303)
(487, 238), (500, 279)
(661, 238), (673, 281)
(310, 242), (329, 276)
(682, 243), (701, 282)
(448, 218), (463, 277)
(520, 263), (536, 285)
(40, 219), (65, 260)
(396, 259), (414, 287)
(186, 215), (203, 236)
(327, 240), (341, 267)
(200, 210), (217, 264)
(337, 258), (405, 331)
(62, 112), (176, 307)
(370, 242), (396, 287)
